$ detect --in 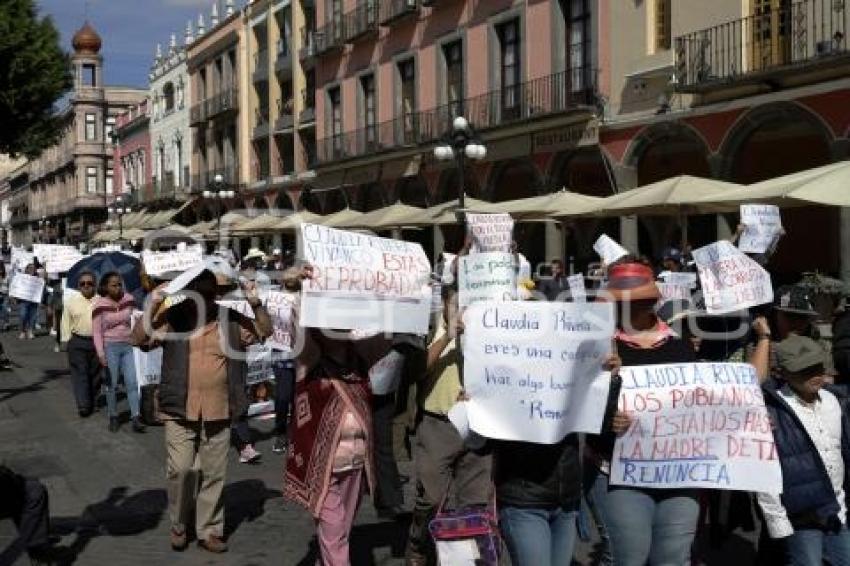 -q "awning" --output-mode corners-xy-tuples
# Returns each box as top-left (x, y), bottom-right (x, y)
(309, 170), (346, 191)
(479, 191), (604, 218)
(277, 212), (324, 231)
(320, 208), (365, 228)
(590, 175), (742, 217)
(340, 202), (426, 229)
